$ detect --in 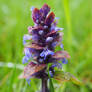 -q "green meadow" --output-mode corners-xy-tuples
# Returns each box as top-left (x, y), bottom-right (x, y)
(0, 0), (92, 92)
